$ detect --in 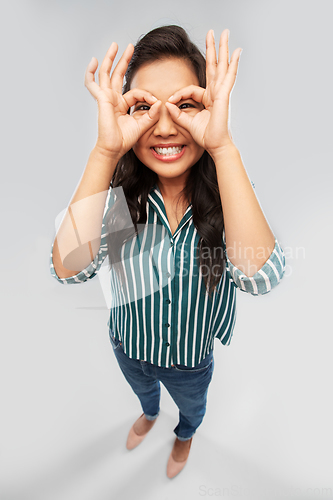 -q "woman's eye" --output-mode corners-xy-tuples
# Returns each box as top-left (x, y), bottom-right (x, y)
(179, 103), (195, 110)
(135, 104), (150, 111)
